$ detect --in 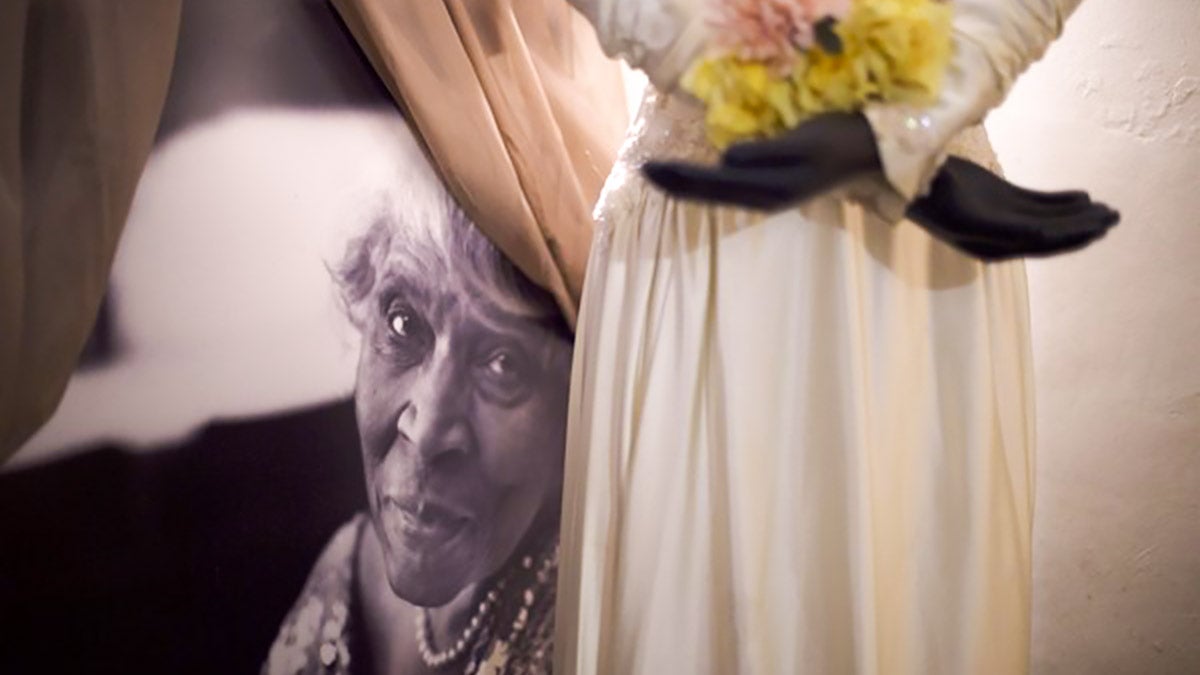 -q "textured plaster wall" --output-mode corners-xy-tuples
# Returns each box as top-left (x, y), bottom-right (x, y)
(986, 0), (1200, 672)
